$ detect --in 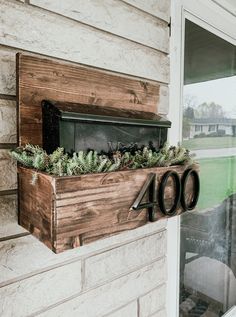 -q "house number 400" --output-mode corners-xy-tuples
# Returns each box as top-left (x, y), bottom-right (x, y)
(130, 168), (200, 221)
